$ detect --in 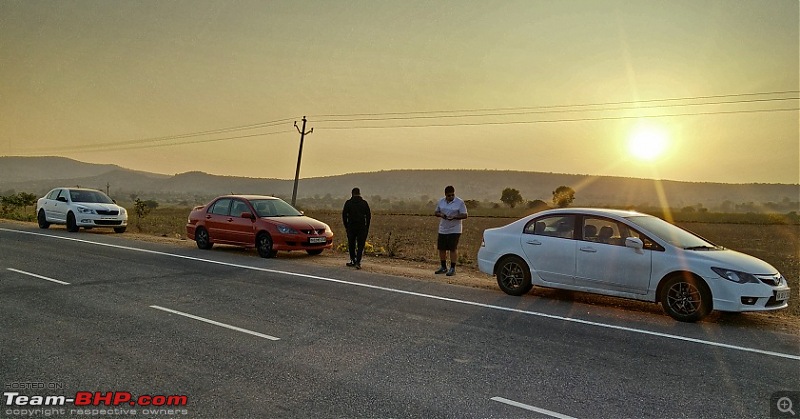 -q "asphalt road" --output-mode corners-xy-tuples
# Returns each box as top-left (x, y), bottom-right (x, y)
(1, 222), (799, 419)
